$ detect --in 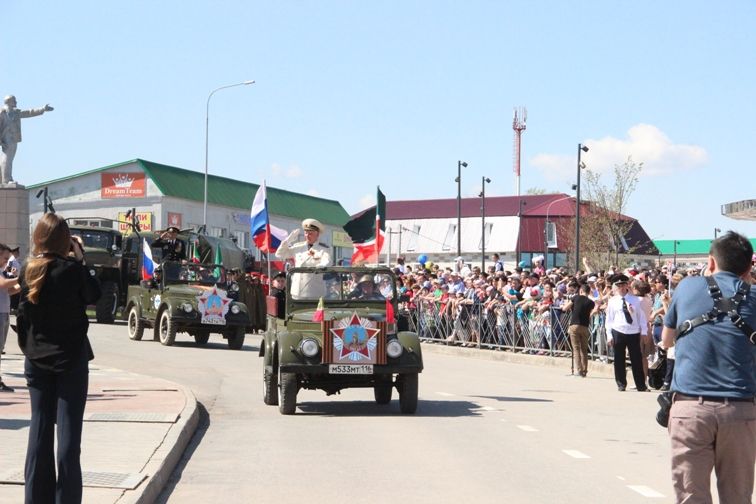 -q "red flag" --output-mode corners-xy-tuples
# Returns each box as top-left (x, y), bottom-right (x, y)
(312, 297), (325, 322)
(385, 298), (395, 324)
